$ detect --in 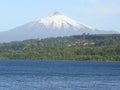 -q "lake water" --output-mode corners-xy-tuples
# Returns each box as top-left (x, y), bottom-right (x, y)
(0, 60), (120, 90)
